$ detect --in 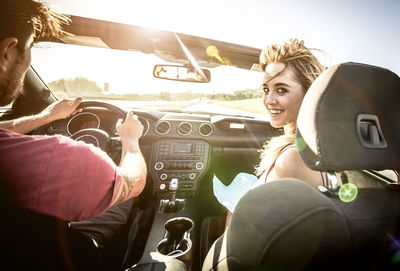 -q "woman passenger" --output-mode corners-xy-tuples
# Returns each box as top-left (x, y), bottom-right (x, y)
(255, 38), (325, 186)
(226, 39), (326, 226)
